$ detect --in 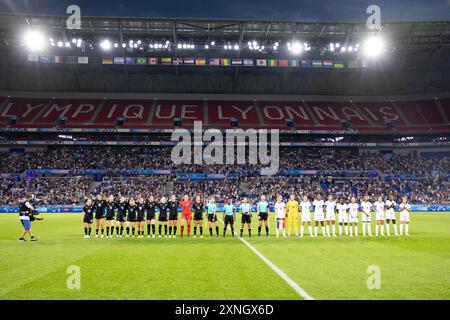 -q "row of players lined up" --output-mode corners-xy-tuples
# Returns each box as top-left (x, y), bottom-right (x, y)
(81, 193), (412, 239)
